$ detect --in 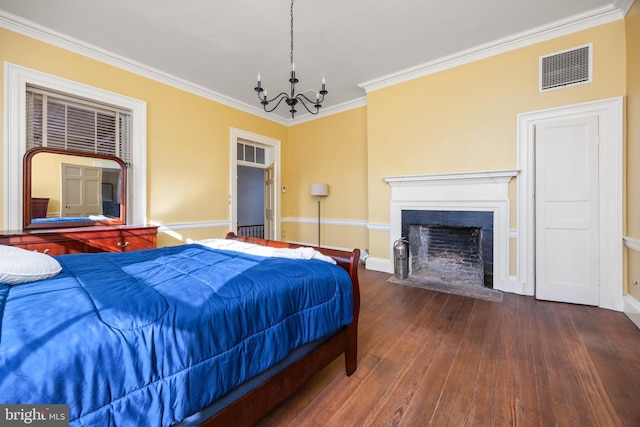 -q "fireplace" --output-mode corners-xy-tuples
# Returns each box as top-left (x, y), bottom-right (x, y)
(402, 210), (493, 288)
(382, 170), (518, 292)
